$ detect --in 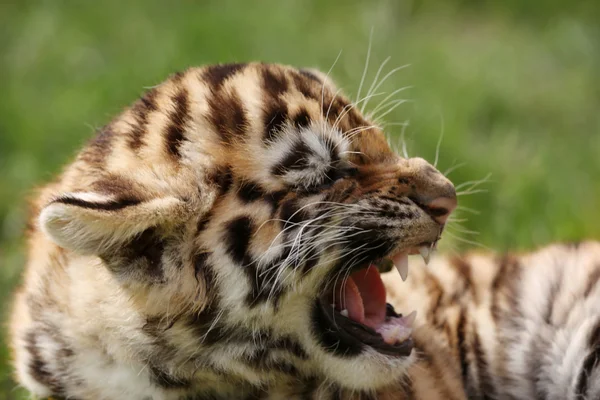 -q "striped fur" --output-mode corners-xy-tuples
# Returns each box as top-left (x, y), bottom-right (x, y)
(383, 241), (600, 399)
(8, 62), (597, 399)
